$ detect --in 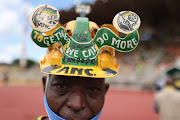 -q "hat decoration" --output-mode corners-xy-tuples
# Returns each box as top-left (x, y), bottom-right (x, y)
(29, 4), (141, 78)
